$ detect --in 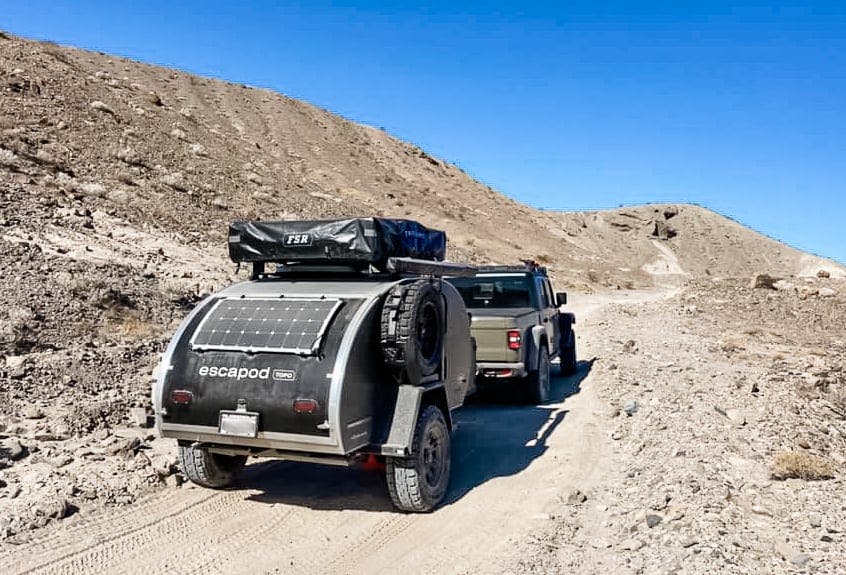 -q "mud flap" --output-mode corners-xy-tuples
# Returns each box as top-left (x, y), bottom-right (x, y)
(380, 383), (450, 457)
